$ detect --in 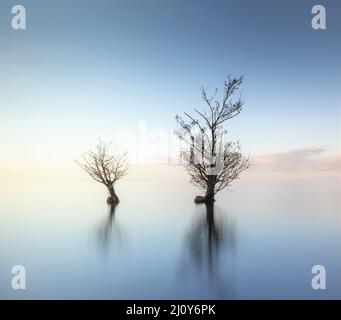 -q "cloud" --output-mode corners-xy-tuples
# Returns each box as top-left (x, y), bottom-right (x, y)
(250, 147), (341, 178)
